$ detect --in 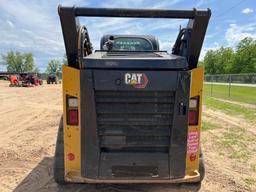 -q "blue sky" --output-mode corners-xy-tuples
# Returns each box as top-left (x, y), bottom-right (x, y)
(0, 0), (256, 71)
